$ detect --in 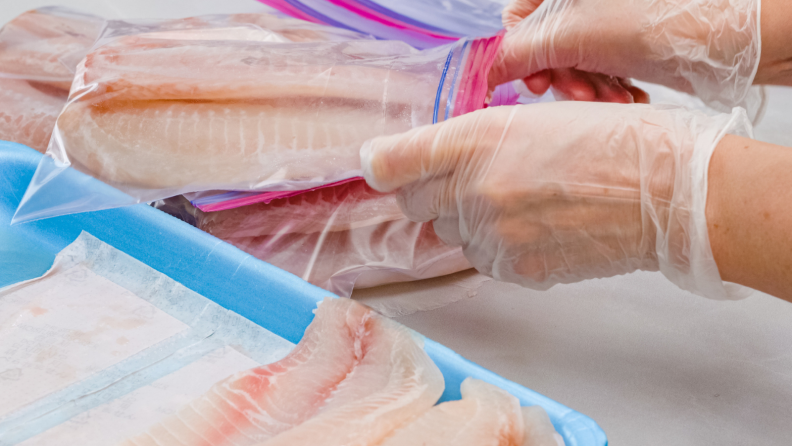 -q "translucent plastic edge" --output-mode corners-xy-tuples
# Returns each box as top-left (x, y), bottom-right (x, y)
(193, 176), (364, 212)
(452, 32), (504, 117)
